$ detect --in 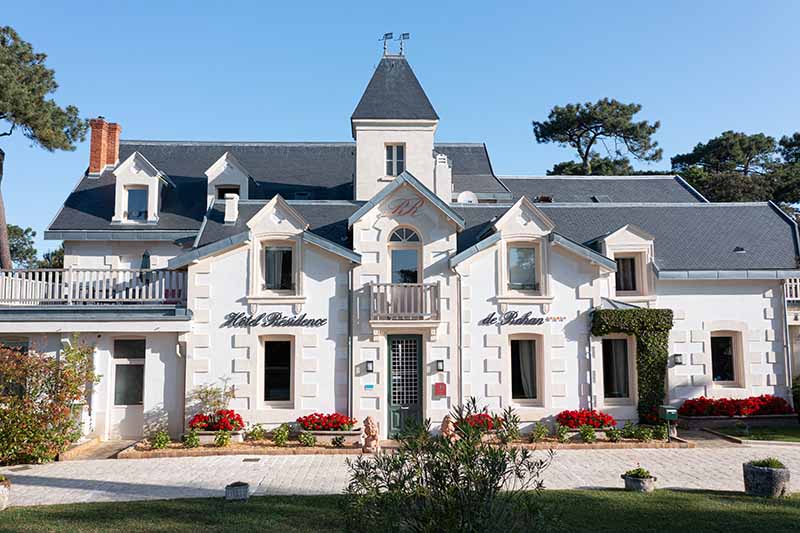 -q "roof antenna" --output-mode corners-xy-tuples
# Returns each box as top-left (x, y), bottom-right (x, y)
(380, 32), (393, 55)
(397, 33), (410, 55)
